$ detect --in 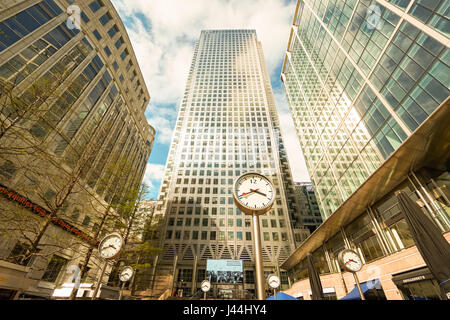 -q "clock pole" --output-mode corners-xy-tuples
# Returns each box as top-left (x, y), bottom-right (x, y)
(92, 260), (108, 300)
(252, 212), (265, 300)
(233, 172), (275, 301)
(353, 273), (366, 300)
